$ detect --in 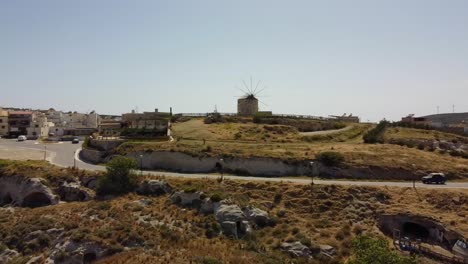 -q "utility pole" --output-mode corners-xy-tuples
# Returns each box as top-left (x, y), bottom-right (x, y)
(73, 151), (76, 169)
(43, 145), (47, 161)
